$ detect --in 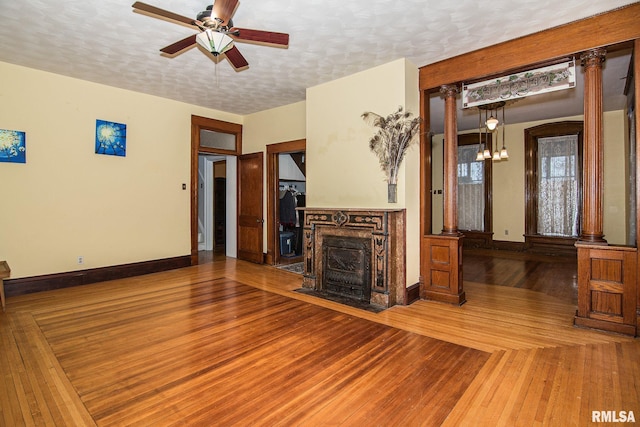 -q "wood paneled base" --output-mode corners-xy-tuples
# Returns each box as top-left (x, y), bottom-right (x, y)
(574, 244), (638, 336)
(421, 235), (466, 305)
(4, 255), (192, 298)
(422, 288), (466, 305)
(405, 282), (421, 304)
(574, 315), (636, 336)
